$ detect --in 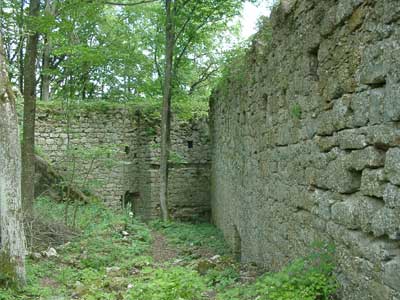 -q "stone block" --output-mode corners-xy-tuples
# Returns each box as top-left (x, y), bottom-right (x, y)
(311, 189), (337, 220)
(385, 148), (400, 185)
(384, 80), (400, 122)
(326, 158), (362, 193)
(371, 207), (400, 239)
(338, 129), (368, 150)
(315, 135), (338, 152)
(360, 168), (386, 198)
(368, 88), (385, 125)
(367, 125), (400, 148)
(331, 199), (360, 229)
(383, 183), (400, 208)
(350, 91), (369, 127)
(345, 147), (386, 171)
(357, 196), (384, 233)
(382, 258), (400, 291)
(331, 195), (383, 232)
(359, 45), (387, 86)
